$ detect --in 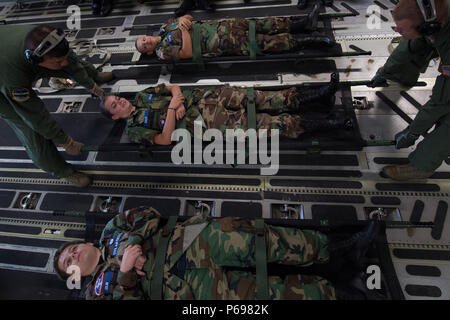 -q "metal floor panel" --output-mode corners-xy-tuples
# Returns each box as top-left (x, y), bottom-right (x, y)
(0, 0), (449, 300)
